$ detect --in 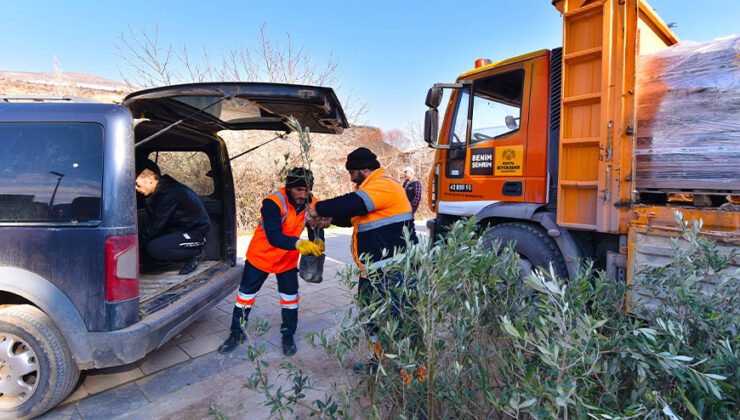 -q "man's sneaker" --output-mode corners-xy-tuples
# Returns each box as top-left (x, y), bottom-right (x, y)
(281, 335), (297, 356)
(179, 249), (205, 275)
(217, 332), (244, 354)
